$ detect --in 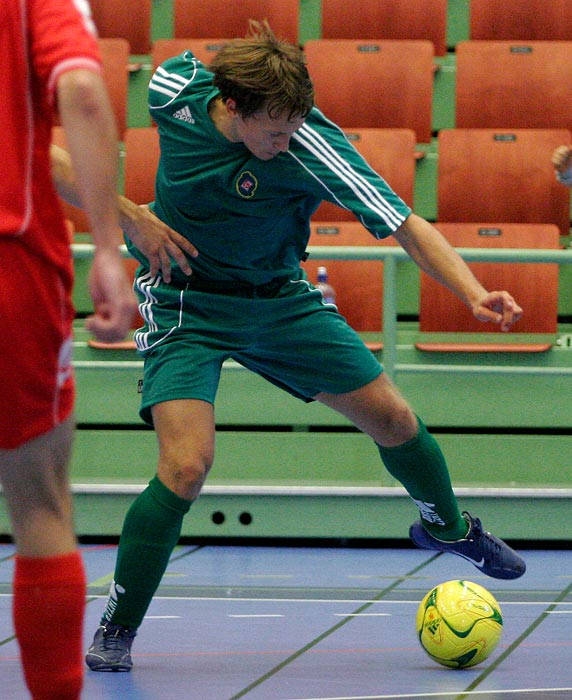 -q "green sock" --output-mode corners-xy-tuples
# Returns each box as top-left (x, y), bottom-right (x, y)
(102, 475), (192, 629)
(377, 416), (468, 540)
